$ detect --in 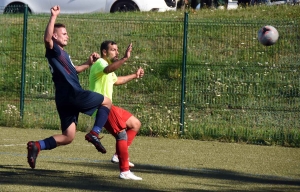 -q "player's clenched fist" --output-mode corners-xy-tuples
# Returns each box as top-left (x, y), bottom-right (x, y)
(51, 5), (60, 16)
